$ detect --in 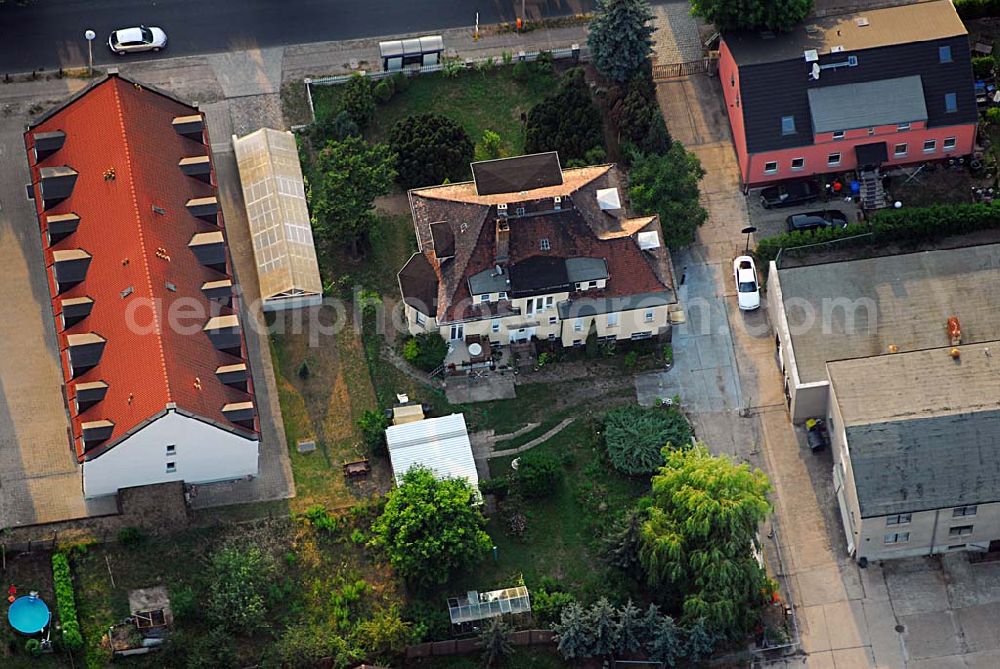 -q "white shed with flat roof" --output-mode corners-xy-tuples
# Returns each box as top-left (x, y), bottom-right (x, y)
(385, 413), (478, 490)
(232, 128), (322, 311)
